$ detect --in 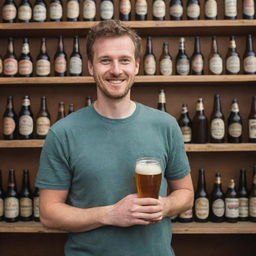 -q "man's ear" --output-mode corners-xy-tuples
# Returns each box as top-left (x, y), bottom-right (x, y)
(88, 60), (94, 76)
